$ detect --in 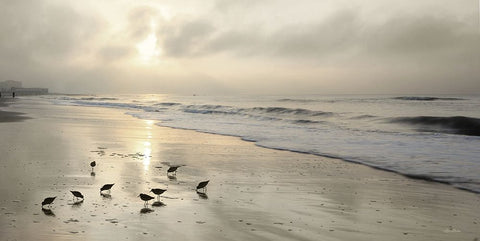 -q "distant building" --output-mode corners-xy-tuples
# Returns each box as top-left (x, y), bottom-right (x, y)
(11, 87), (49, 95)
(0, 80), (48, 96)
(0, 80), (22, 91)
